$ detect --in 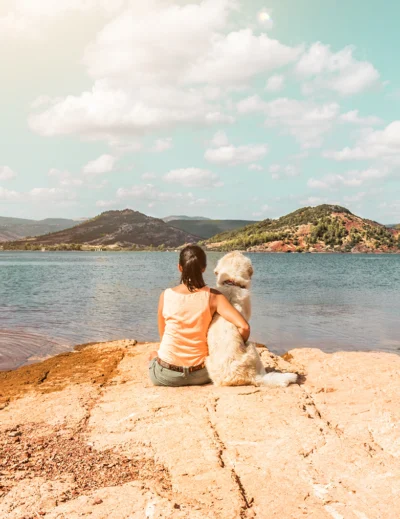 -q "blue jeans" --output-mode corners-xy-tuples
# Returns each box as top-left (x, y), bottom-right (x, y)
(148, 358), (211, 387)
